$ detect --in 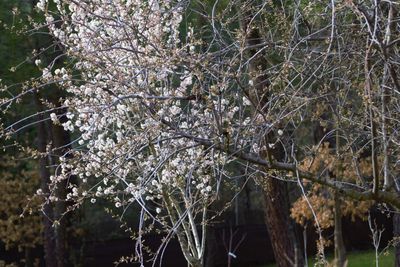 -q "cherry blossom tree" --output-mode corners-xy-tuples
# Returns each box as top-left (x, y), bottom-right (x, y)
(35, 1), (226, 266)
(2, 0), (400, 266)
